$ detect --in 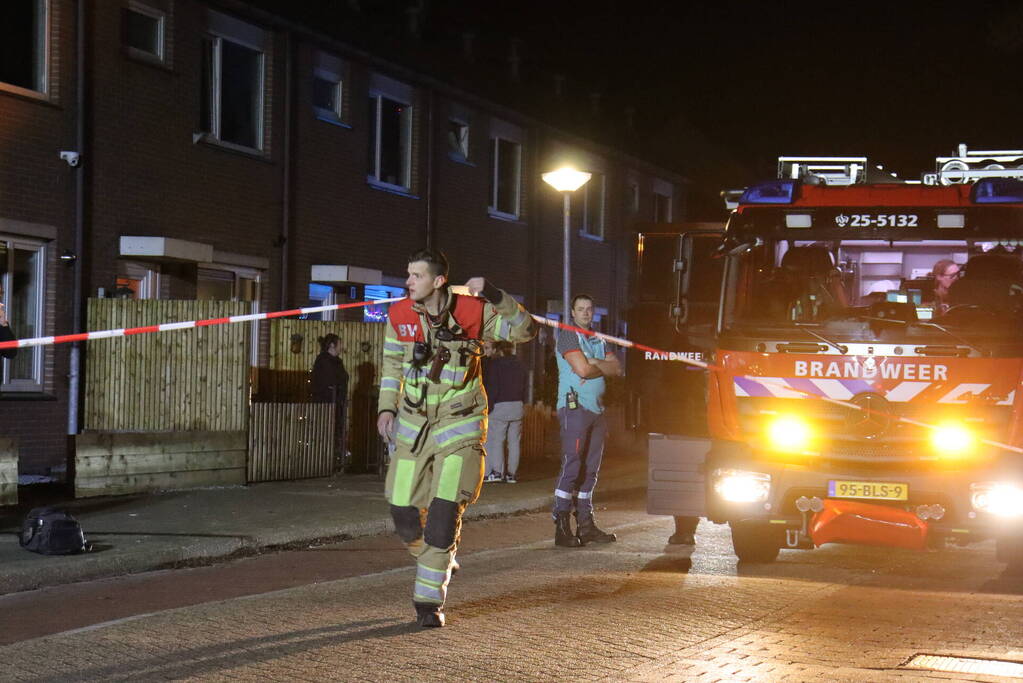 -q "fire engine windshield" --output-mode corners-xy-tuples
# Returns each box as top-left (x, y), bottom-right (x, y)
(722, 239), (1023, 346)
